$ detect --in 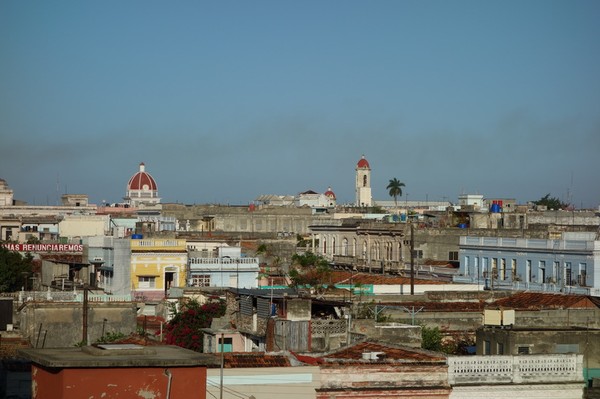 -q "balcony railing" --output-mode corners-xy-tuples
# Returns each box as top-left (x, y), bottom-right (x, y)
(461, 236), (597, 251)
(448, 354), (583, 385)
